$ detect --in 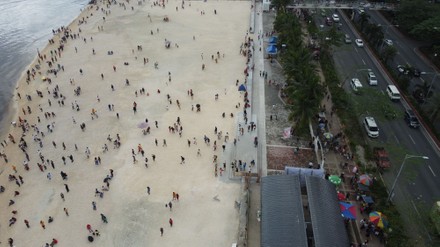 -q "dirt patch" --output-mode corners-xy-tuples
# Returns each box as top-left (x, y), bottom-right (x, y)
(267, 146), (317, 170)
